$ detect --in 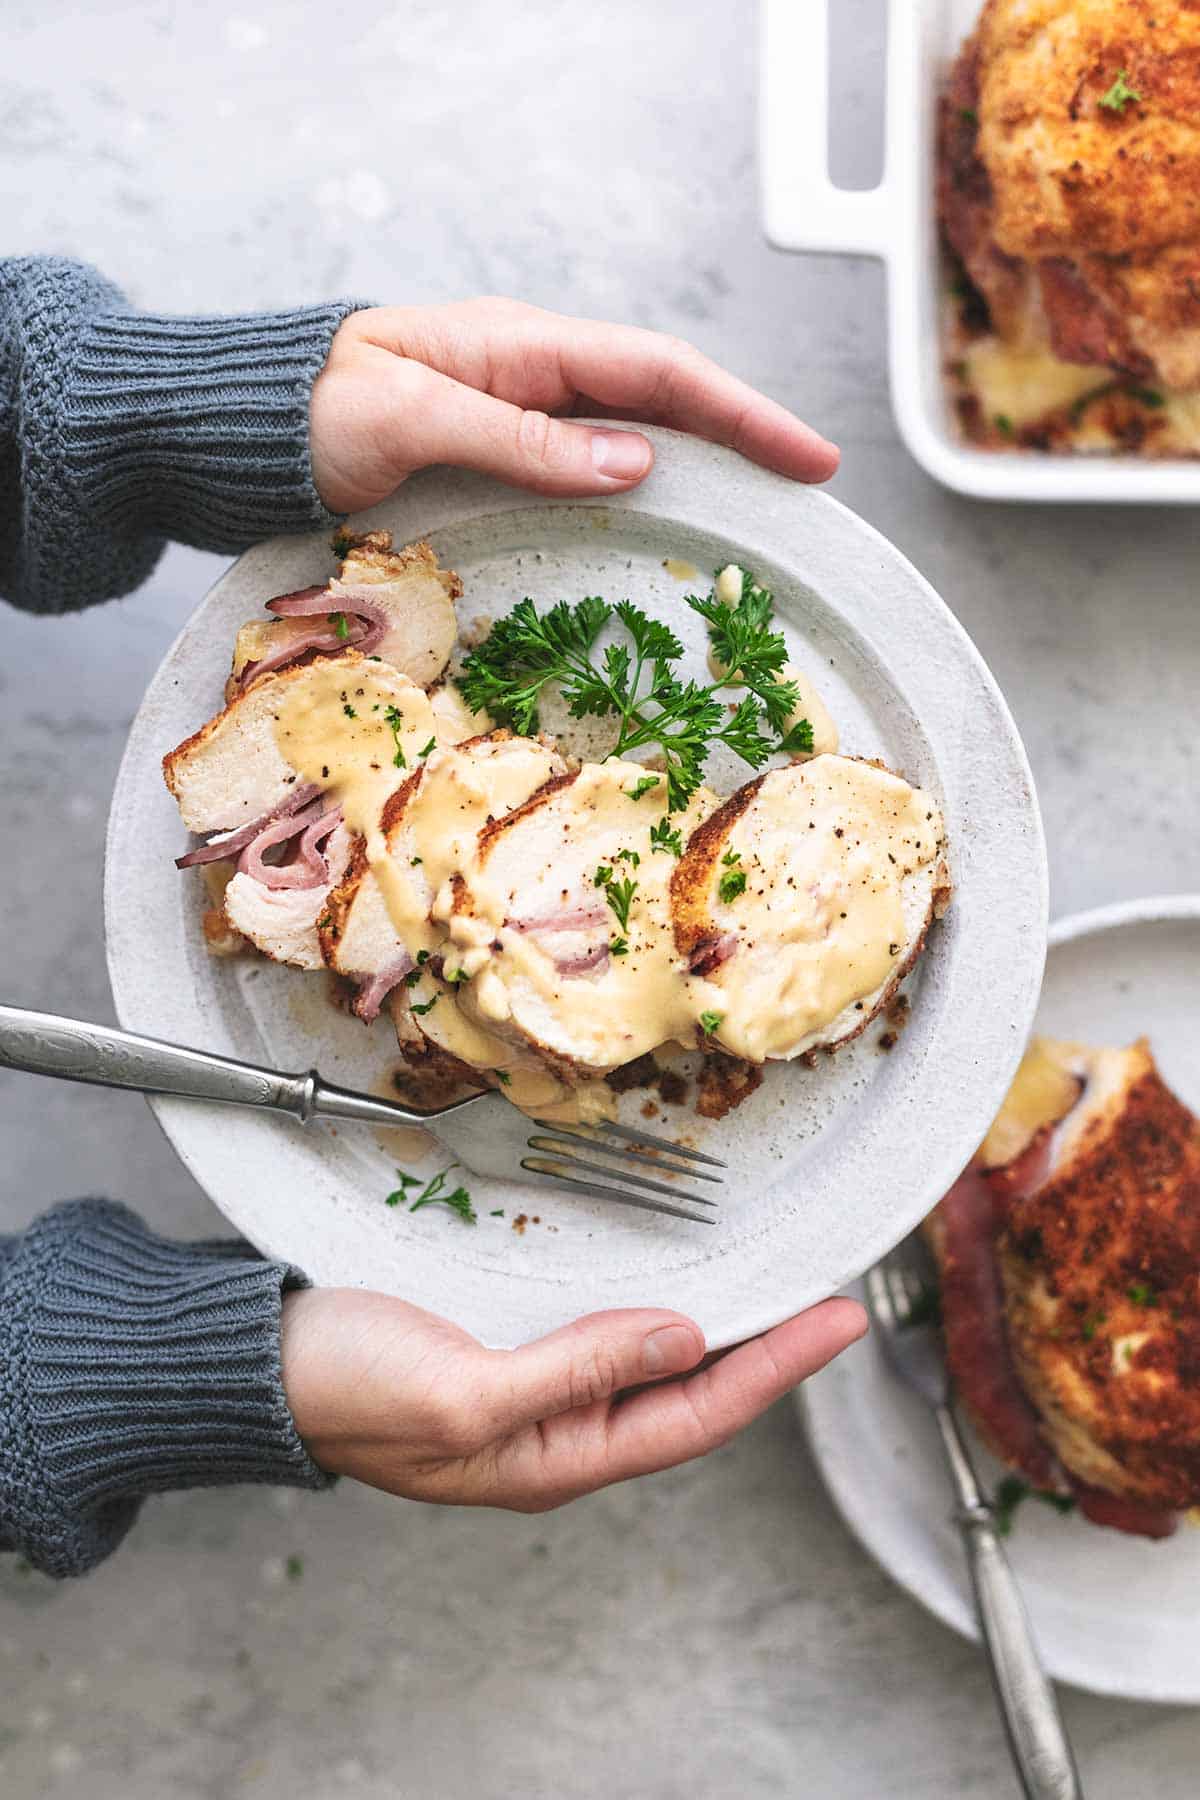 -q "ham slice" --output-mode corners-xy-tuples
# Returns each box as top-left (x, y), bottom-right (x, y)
(937, 1158), (1061, 1490)
(236, 587), (390, 689)
(174, 783), (322, 869)
(237, 799), (344, 892)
